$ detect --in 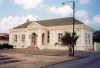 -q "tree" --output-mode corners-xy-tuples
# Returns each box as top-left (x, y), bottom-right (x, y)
(61, 32), (78, 56)
(93, 30), (100, 42)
